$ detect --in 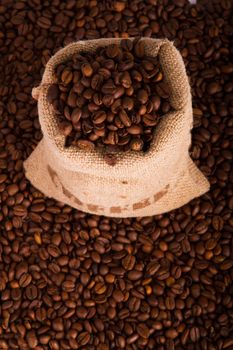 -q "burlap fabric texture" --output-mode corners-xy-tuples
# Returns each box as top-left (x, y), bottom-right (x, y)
(24, 38), (210, 217)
